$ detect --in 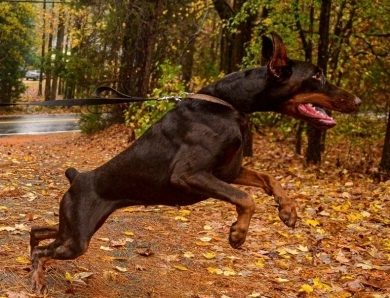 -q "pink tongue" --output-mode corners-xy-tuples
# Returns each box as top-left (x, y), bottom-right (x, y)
(297, 103), (337, 127)
(299, 104), (333, 121)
